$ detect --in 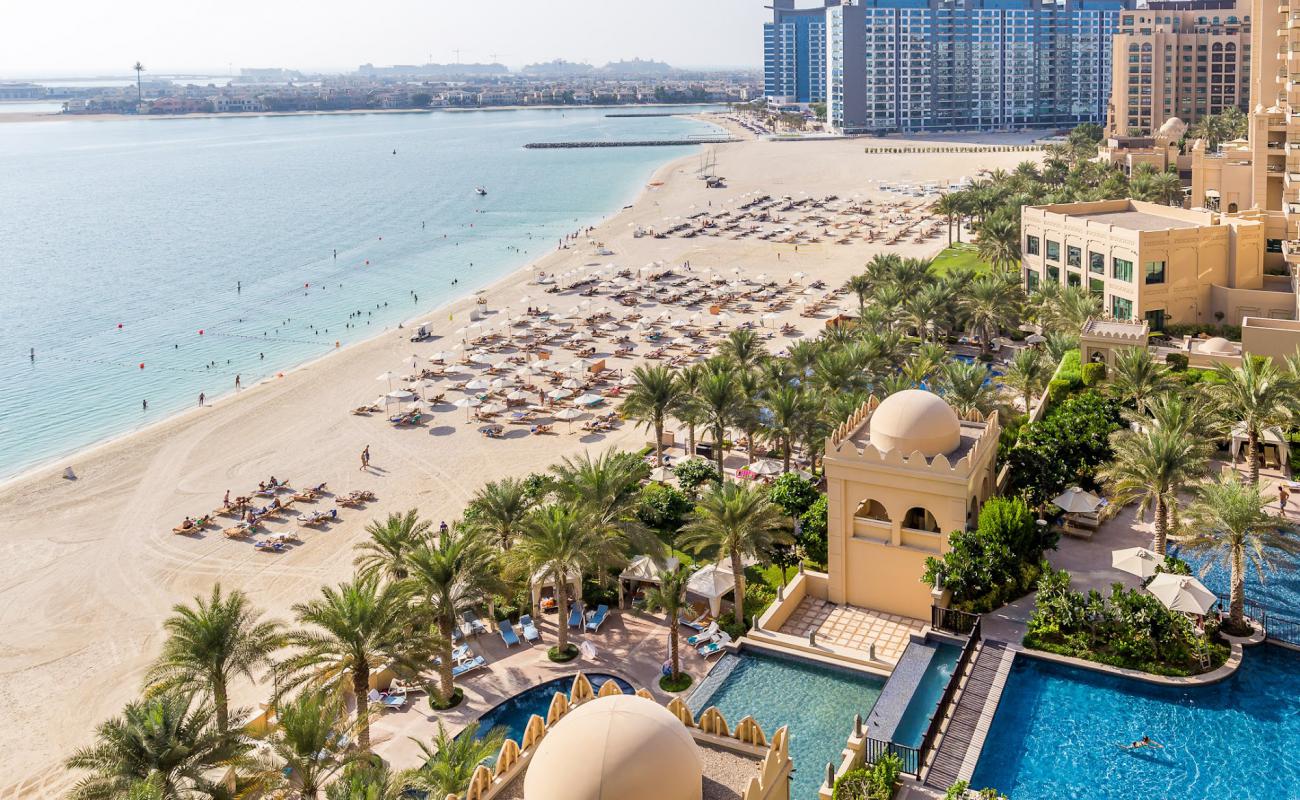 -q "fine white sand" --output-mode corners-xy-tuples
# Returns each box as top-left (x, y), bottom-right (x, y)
(0, 135), (1039, 797)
